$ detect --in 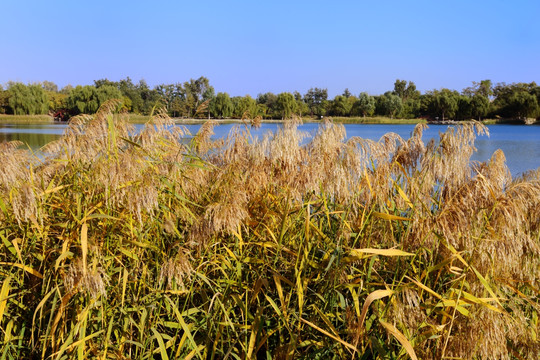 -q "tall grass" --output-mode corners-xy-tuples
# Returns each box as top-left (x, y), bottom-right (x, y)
(0, 101), (539, 359)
